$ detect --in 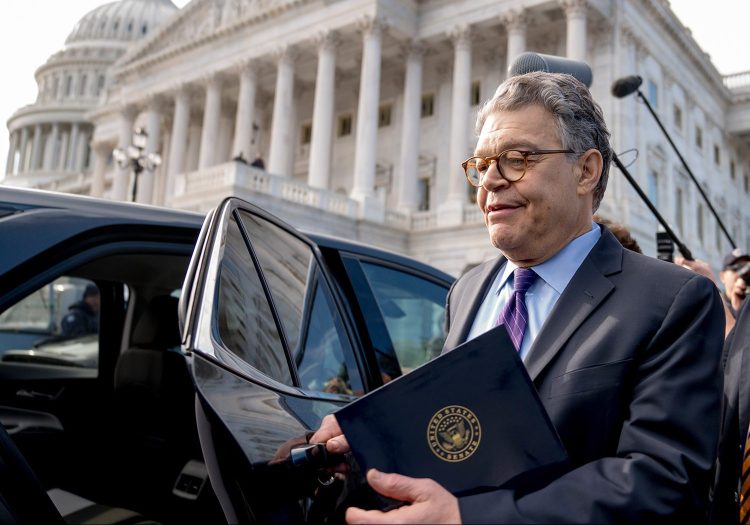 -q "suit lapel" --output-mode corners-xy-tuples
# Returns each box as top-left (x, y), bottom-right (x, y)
(524, 230), (621, 381)
(444, 256), (506, 351)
